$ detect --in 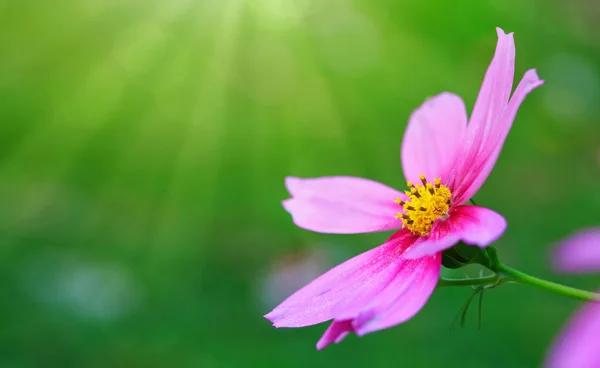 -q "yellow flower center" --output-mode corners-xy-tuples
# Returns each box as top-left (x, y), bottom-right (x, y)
(395, 174), (452, 236)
